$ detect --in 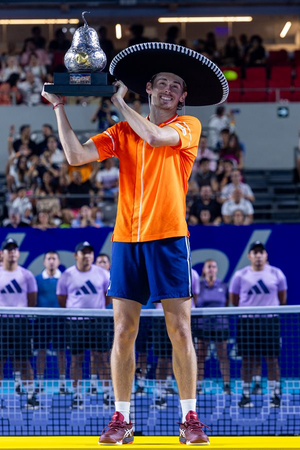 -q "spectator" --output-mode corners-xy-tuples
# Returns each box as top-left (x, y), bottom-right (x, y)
(33, 210), (56, 230)
(220, 169), (255, 203)
(189, 185), (221, 225)
(229, 241), (287, 408)
(13, 125), (38, 155)
(98, 26), (114, 69)
(0, 55), (24, 82)
(208, 106), (235, 150)
(6, 155), (31, 192)
(216, 127), (230, 153)
(72, 205), (103, 228)
(0, 73), (22, 105)
(3, 207), (30, 228)
(20, 38), (51, 67)
(59, 208), (74, 228)
(48, 28), (71, 52)
(232, 209), (246, 226)
(11, 186), (32, 221)
(192, 259), (230, 394)
(40, 170), (59, 194)
(128, 24), (150, 46)
(199, 209), (212, 226)
(239, 34), (249, 61)
(216, 159), (234, 191)
(205, 32), (219, 61)
(45, 135), (64, 167)
(91, 97), (119, 132)
(95, 158), (119, 198)
(95, 253), (111, 271)
(37, 124), (56, 154)
(165, 26), (179, 44)
(24, 52), (47, 80)
(66, 171), (92, 209)
(34, 251), (67, 394)
(221, 187), (254, 224)
(244, 35), (266, 67)
(194, 133), (218, 172)
(0, 238), (38, 409)
(18, 71), (43, 106)
(35, 188), (61, 219)
(26, 26), (46, 50)
(220, 133), (244, 170)
(221, 36), (241, 66)
(193, 158), (218, 192)
(56, 241), (110, 409)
